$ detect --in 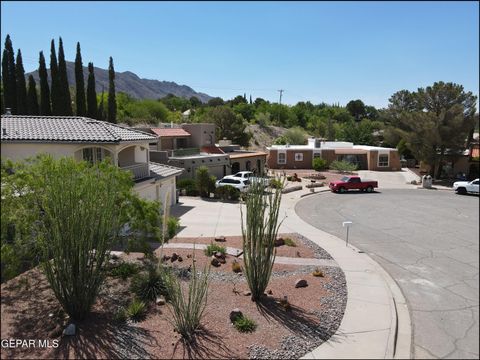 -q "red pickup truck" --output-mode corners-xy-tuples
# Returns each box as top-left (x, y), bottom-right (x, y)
(329, 176), (378, 193)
